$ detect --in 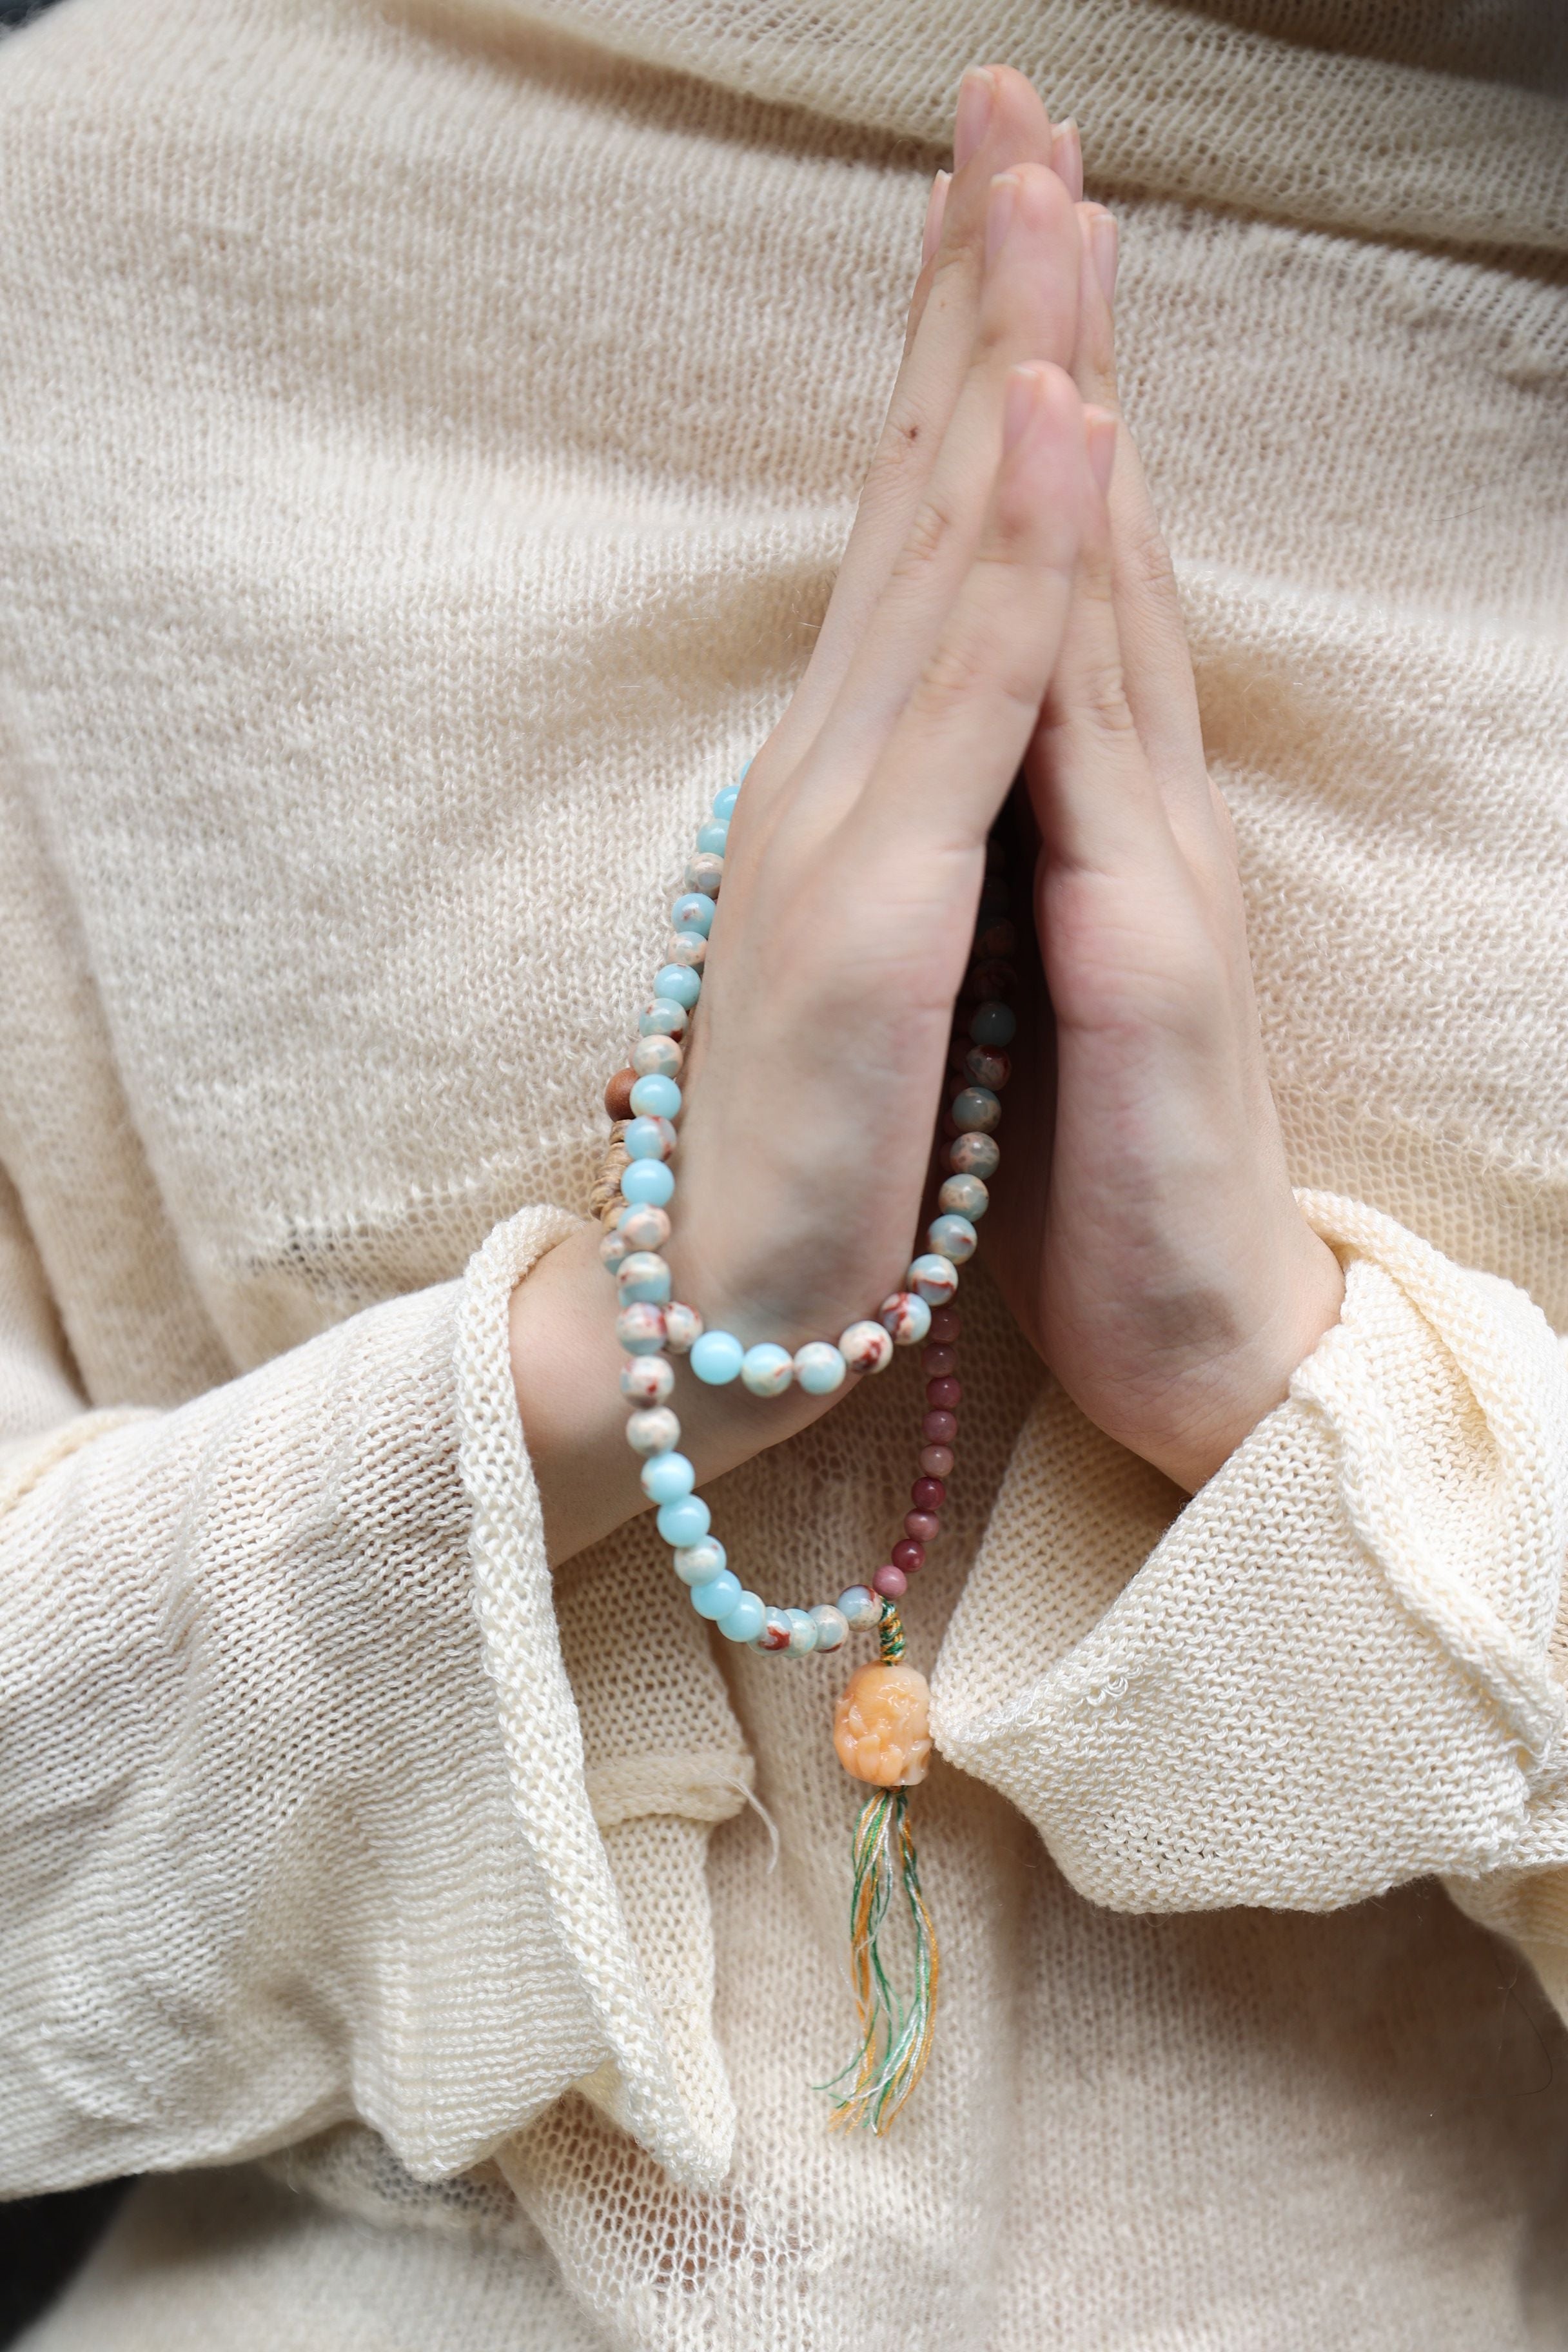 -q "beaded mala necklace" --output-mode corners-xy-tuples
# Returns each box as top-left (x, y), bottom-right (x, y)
(593, 764), (1015, 2133)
